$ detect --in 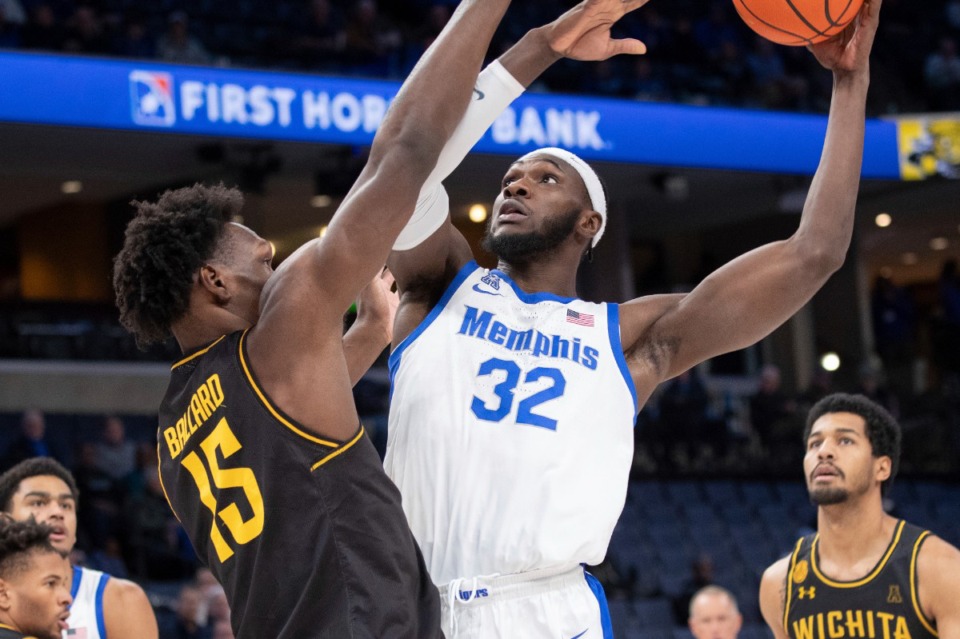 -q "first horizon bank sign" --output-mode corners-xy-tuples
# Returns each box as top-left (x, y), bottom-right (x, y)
(128, 69), (609, 151)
